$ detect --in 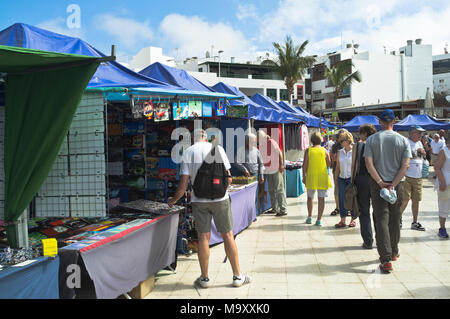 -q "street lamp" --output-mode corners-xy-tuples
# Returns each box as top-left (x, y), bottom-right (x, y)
(218, 50), (224, 78)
